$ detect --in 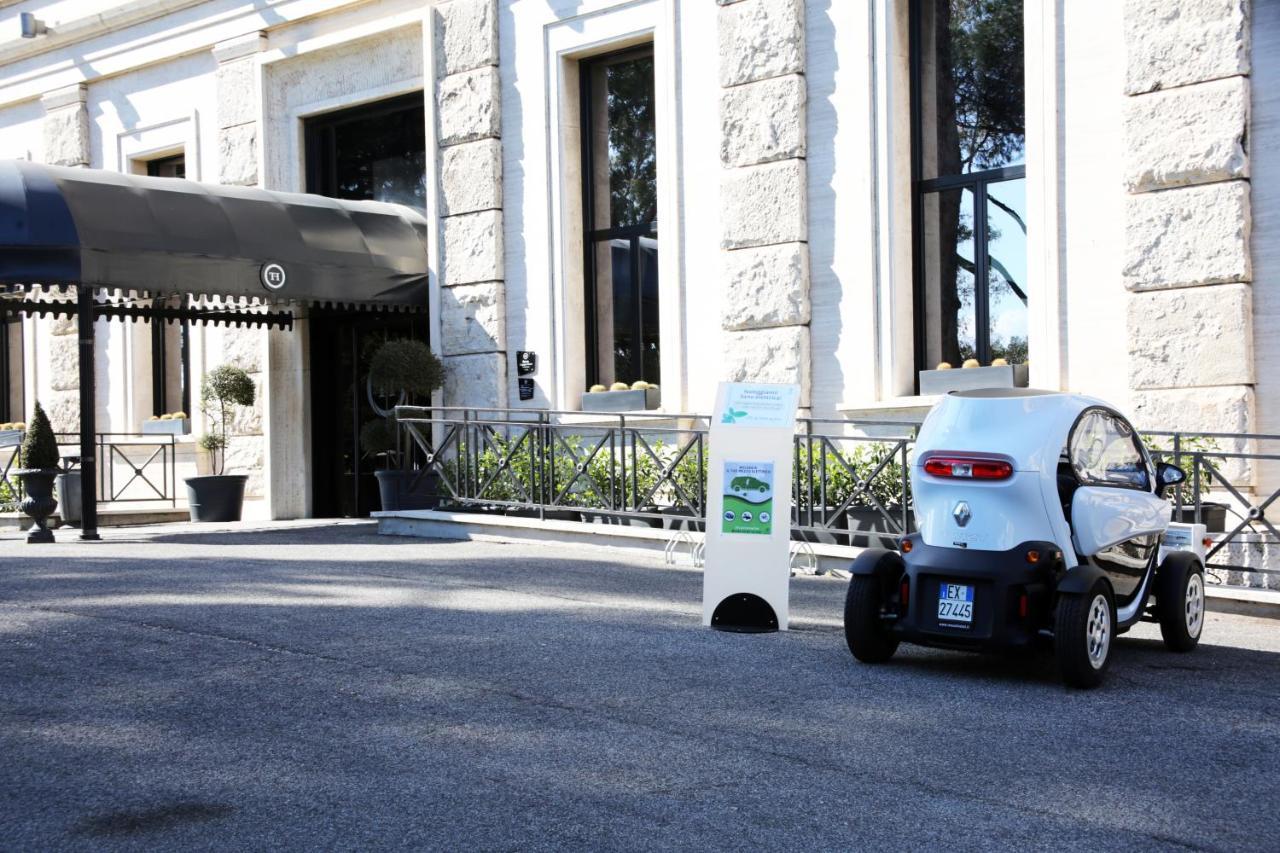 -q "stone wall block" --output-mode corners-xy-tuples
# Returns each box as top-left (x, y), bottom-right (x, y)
(44, 391), (79, 434)
(720, 74), (805, 168)
(42, 106), (89, 167)
(721, 242), (810, 330)
(440, 281), (506, 356)
(224, 434), (265, 497)
(1127, 283), (1253, 389)
(216, 59), (257, 129)
(218, 123), (258, 186)
(435, 0), (498, 78)
(442, 210), (504, 286)
(1123, 76), (1249, 192)
(1124, 0), (1250, 95)
(1131, 385), (1254, 484)
(442, 352), (507, 409)
(721, 160), (807, 249)
(221, 327), (264, 374)
(719, 0), (804, 88)
(47, 333), (79, 392)
(1124, 180), (1251, 291)
(722, 325), (810, 405)
(438, 66), (501, 147)
(440, 138), (503, 216)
